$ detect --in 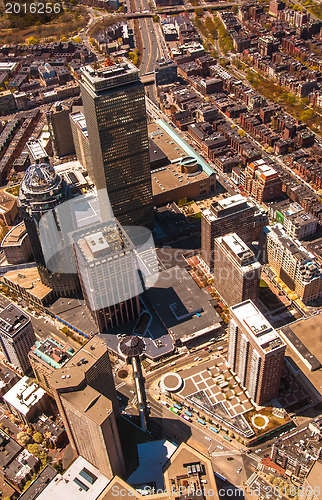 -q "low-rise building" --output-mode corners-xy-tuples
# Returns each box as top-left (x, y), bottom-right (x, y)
(29, 337), (75, 396)
(271, 421), (322, 480)
(3, 376), (51, 424)
(1, 222), (33, 265)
